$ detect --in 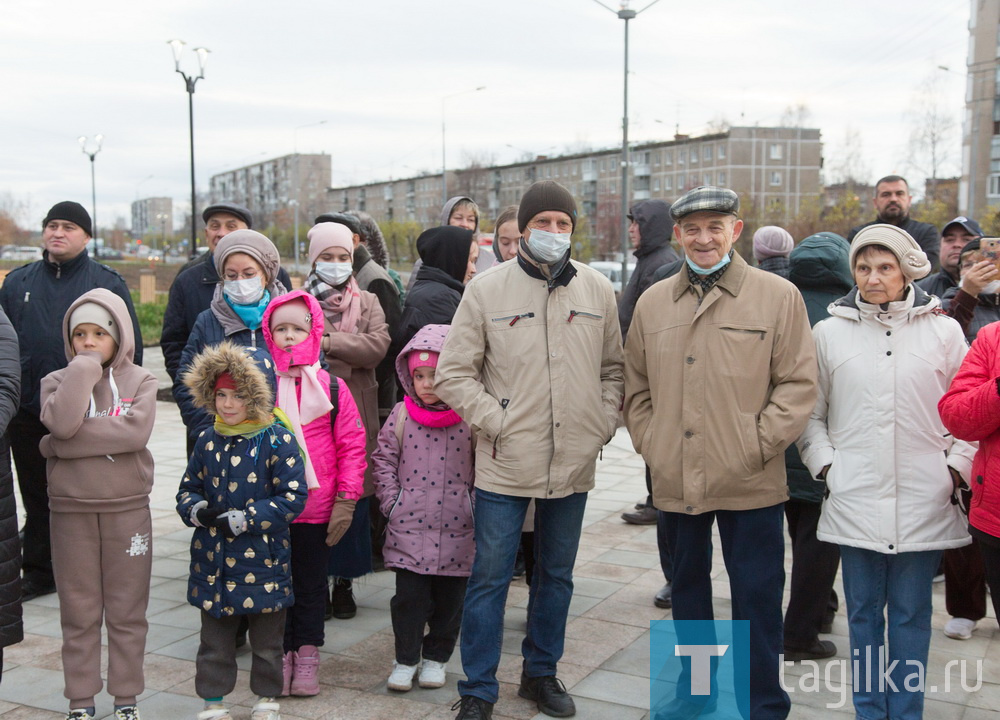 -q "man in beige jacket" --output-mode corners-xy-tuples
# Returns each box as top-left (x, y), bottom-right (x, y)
(624, 186), (816, 720)
(437, 180), (624, 720)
